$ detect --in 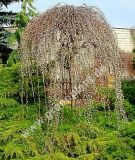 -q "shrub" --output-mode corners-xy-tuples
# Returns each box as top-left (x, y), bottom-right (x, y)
(124, 100), (135, 121)
(122, 80), (135, 105)
(51, 153), (70, 160)
(0, 98), (22, 120)
(0, 63), (20, 99)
